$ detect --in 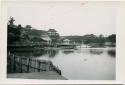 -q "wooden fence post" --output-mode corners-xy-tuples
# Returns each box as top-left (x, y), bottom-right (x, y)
(7, 53), (62, 75)
(7, 53), (11, 73)
(11, 54), (14, 72)
(35, 59), (37, 72)
(13, 55), (16, 72)
(38, 60), (41, 72)
(27, 58), (30, 73)
(20, 57), (22, 73)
